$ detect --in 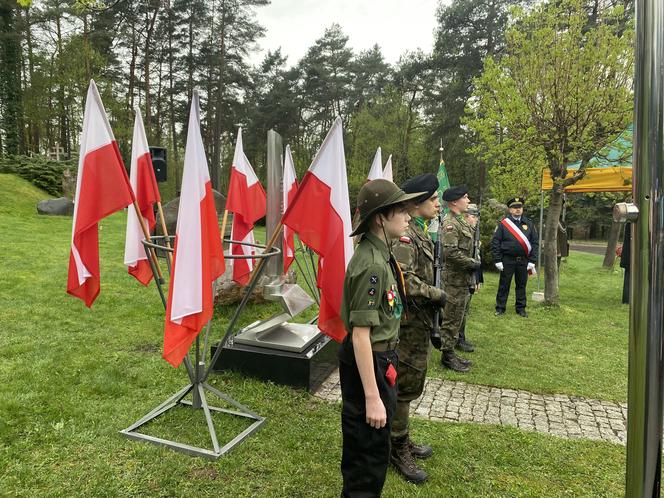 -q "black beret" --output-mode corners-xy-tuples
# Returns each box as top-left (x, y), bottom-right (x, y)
(401, 174), (438, 203)
(442, 185), (469, 202)
(507, 197), (525, 207)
